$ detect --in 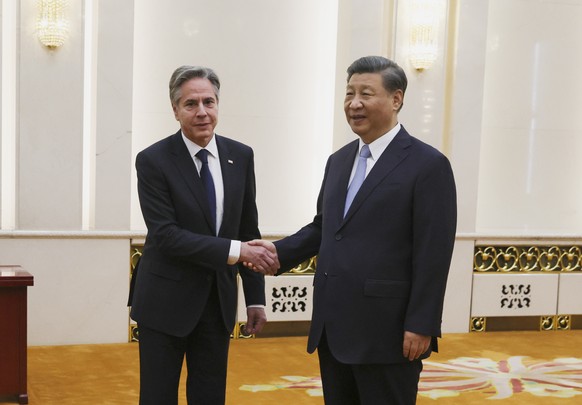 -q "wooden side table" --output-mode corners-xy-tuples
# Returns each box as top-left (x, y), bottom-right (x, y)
(0, 266), (34, 404)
